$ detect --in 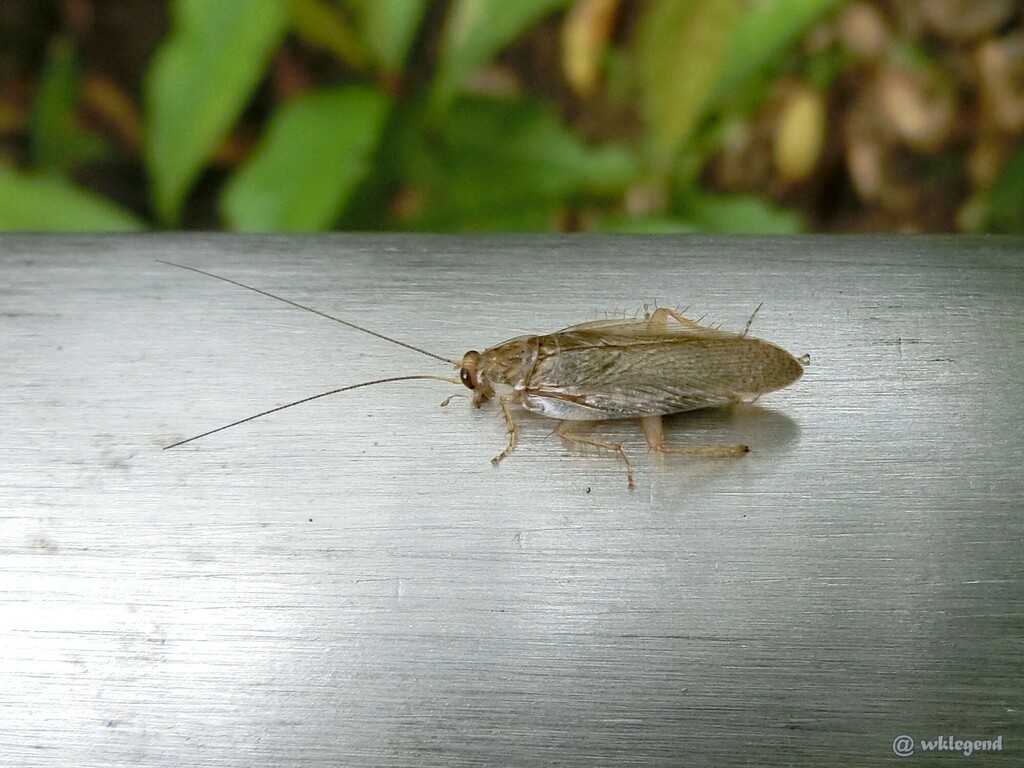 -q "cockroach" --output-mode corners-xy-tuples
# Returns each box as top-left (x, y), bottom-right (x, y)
(160, 261), (807, 490)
